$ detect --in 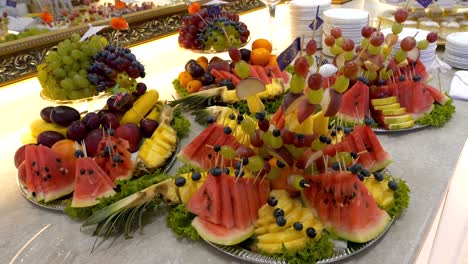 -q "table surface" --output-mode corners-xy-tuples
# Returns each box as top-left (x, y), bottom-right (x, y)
(1, 1), (468, 264)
